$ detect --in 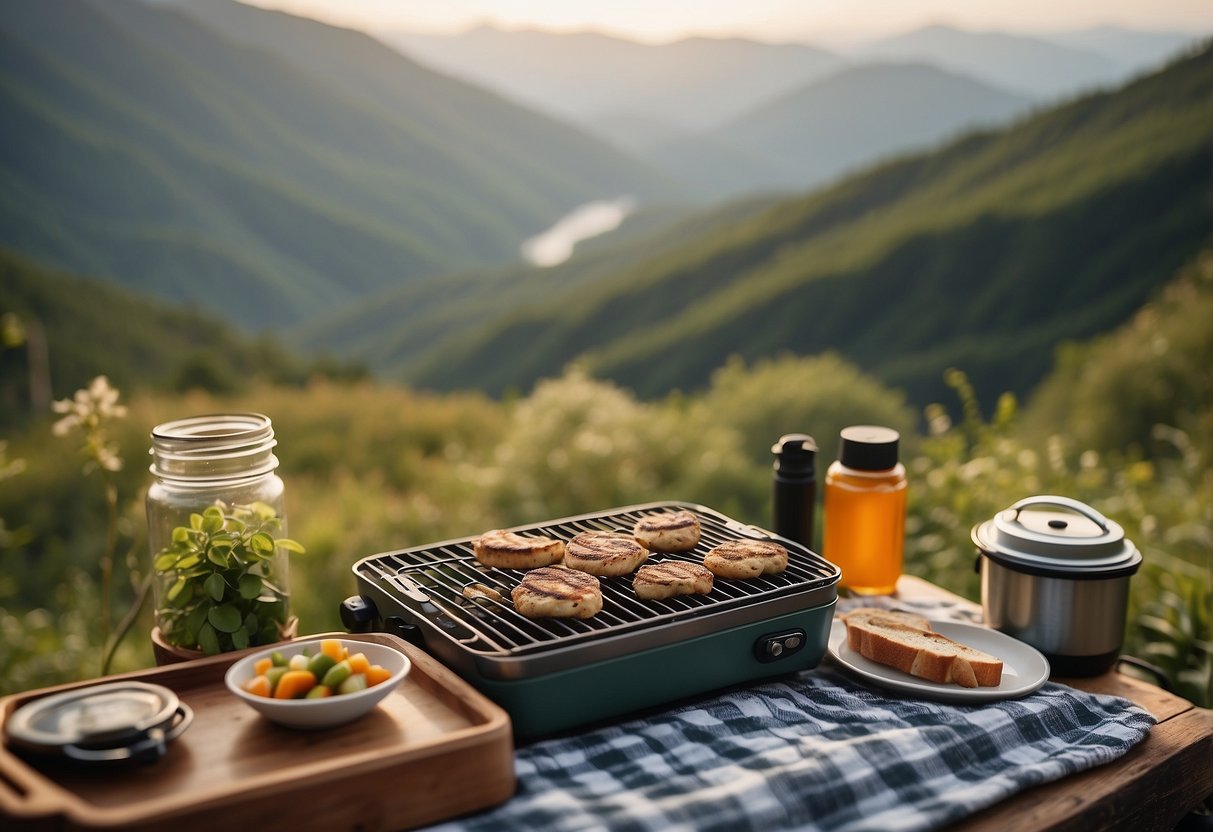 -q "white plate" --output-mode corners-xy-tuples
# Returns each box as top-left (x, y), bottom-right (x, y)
(827, 619), (1050, 703)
